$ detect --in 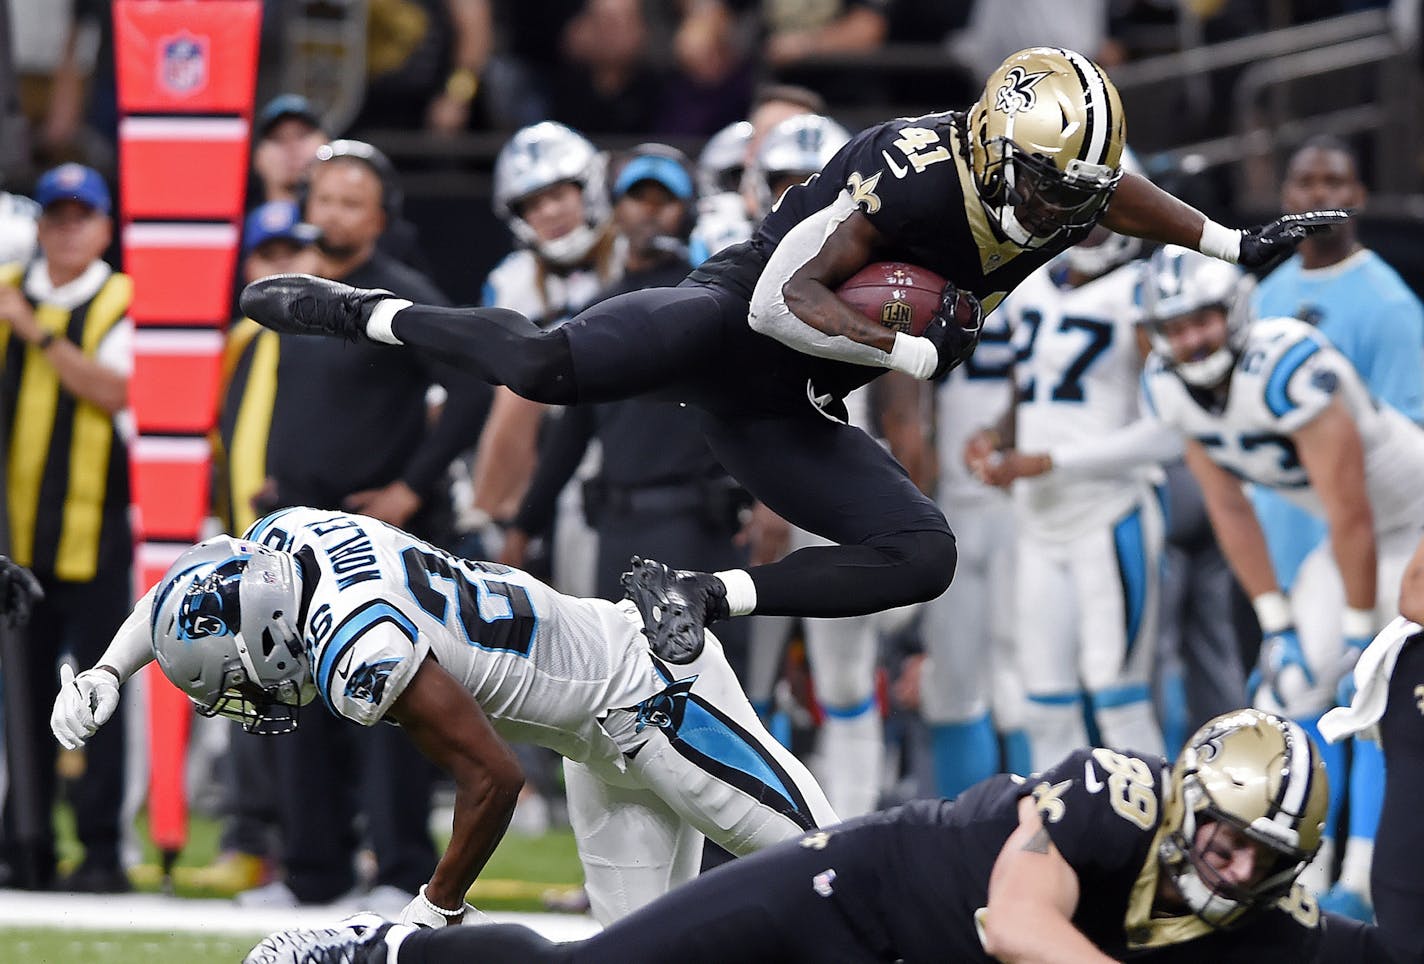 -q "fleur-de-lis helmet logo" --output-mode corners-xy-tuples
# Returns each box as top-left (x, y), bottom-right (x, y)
(994, 66), (1052, 115)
